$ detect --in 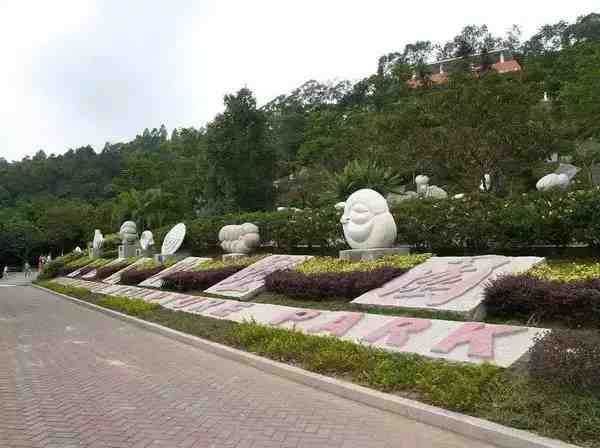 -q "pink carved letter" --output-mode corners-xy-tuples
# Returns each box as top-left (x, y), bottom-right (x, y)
(270, 310), (321, 326)
(307, 313), (363, 336)
(431, 323), (527, 359)
(210, 302), (255, 318)
(362, 317), (431, 348)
